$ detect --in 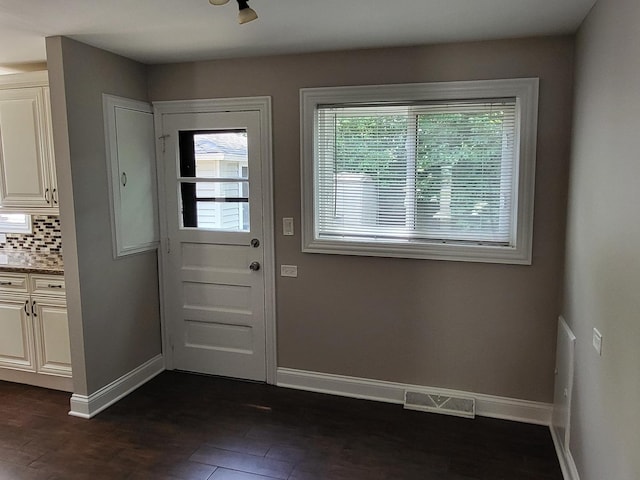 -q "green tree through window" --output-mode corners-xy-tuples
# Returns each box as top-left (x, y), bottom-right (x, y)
(329, 104), (513, 240)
